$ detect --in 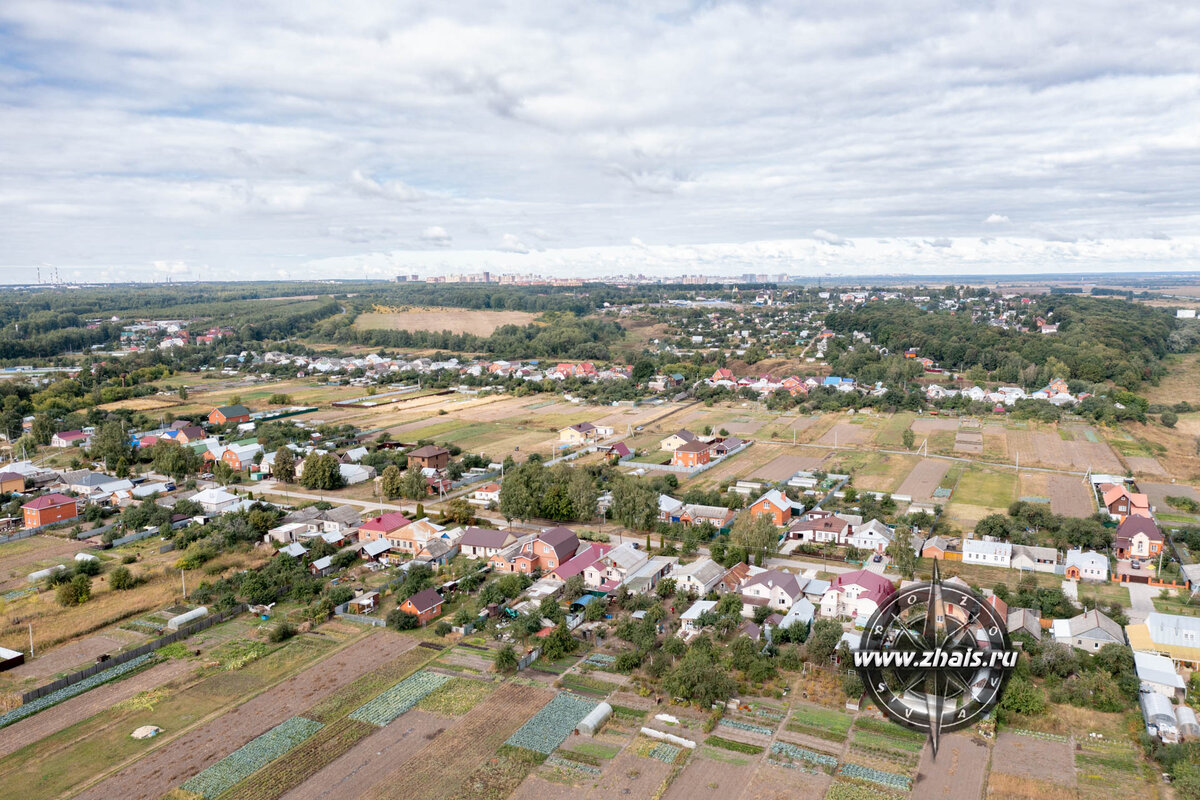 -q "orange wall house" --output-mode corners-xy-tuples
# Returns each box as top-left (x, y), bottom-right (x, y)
(671, 441), (712, 467)
(749, 490), (791, 526)
(208, 404), (251, 425)
(399, 587), (444, 625)
(22, 493), (78, 528)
